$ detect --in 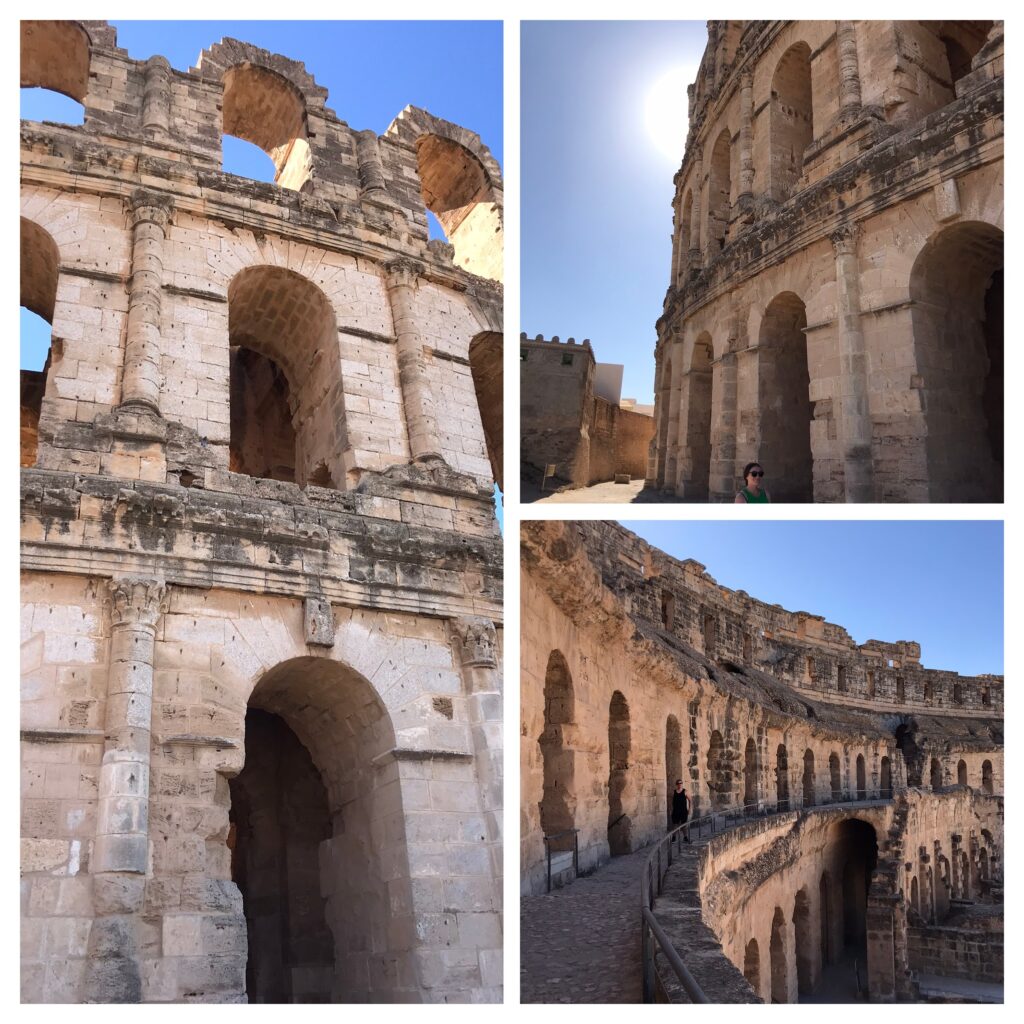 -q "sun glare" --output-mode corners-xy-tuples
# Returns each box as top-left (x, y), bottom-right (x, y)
(644, 64), (696, 164)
